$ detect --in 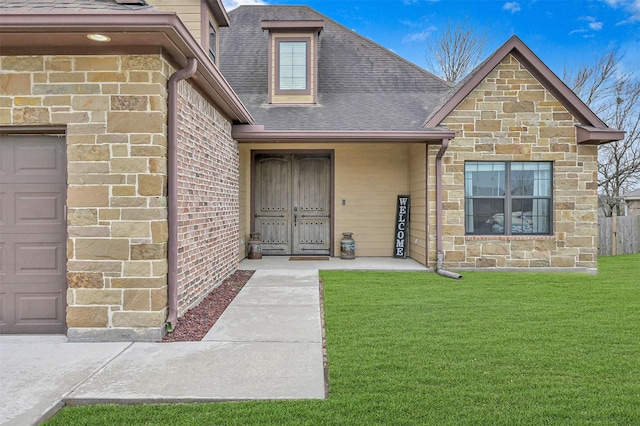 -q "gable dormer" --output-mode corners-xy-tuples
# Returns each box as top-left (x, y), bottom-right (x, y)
(261, 20), (324, 104)
(146, 0), (229, 65)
